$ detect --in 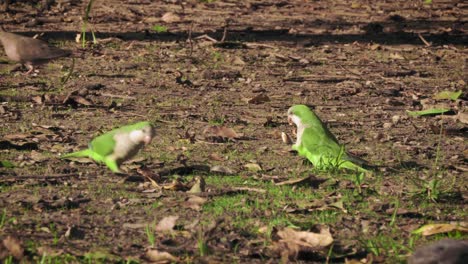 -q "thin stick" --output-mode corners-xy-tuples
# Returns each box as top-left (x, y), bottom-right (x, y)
(220, 20), (228, 42)
(418, 33), (431, 47)
(187, 21), (194, 57)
